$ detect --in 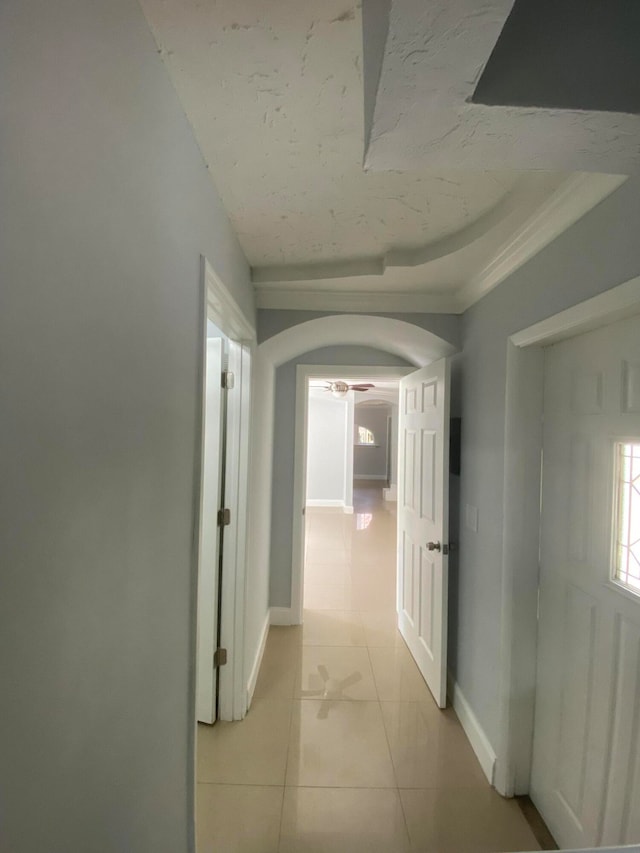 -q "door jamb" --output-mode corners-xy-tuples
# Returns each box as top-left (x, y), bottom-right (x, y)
(496, 274), (640, 797)
(290, 364), (413, 625)
(200, 257), (255, 721)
